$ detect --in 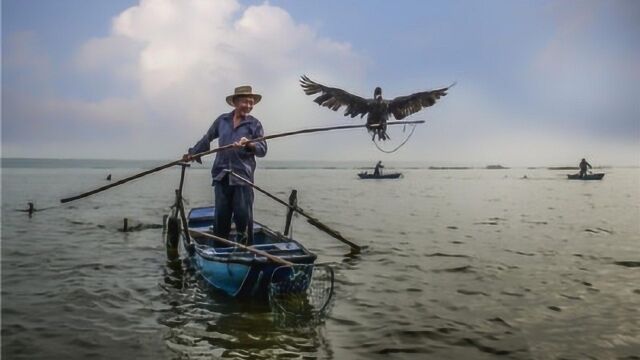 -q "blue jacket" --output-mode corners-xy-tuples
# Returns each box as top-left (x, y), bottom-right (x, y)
(189, 111), (267, 185)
